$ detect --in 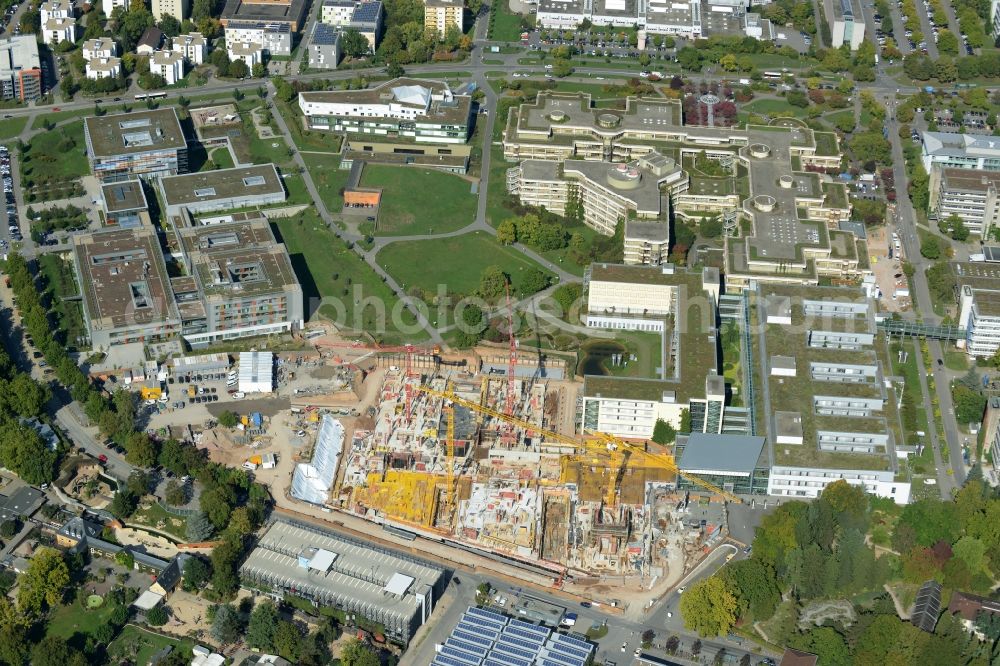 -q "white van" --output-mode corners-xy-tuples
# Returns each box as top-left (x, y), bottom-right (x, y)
(233, 392), (245, 399)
